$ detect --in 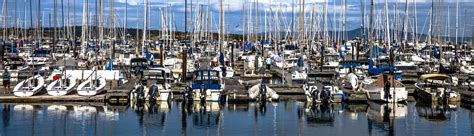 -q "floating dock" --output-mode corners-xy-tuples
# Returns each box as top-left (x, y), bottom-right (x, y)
(0, 79), (135, 104)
